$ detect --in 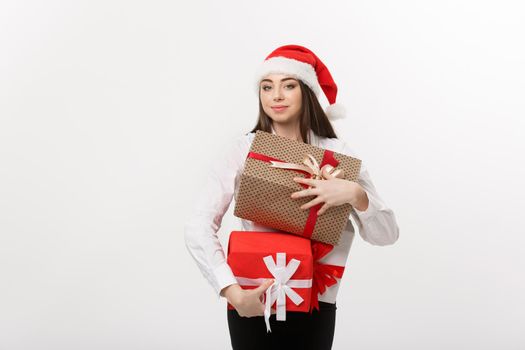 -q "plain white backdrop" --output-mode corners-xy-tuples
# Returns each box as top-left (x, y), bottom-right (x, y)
(1, 1), (524, 349)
